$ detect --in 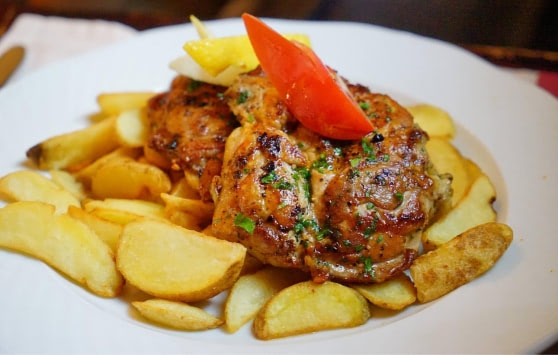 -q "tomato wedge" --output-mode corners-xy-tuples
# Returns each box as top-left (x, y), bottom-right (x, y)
(242, 13), (373, 140)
